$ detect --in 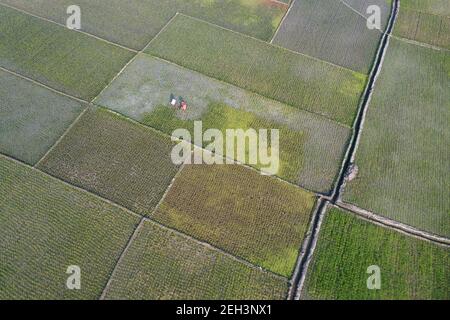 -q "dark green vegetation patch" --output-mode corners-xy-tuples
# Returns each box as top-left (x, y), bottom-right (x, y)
(37, 108), (180, 216)
(0, 5), (134, 100)
(0, 70), (84, 164)
(150, 164), (316, 277)
(303, 207), (449, 300)
(104, 220), (289, 300)
(146, 14), (367, 126)
(0, 156), (140, 299)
